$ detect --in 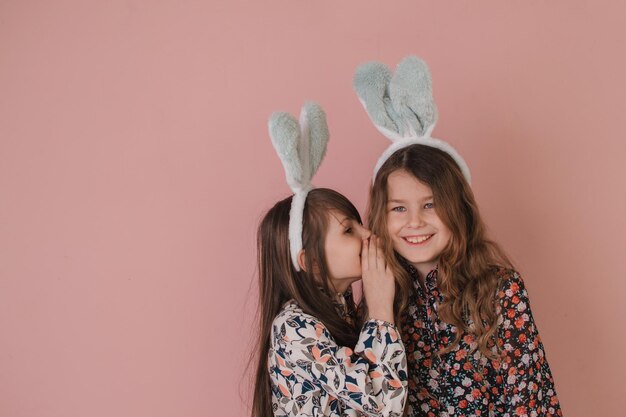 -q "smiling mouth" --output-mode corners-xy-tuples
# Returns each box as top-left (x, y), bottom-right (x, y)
(402, 234), (434, 245)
